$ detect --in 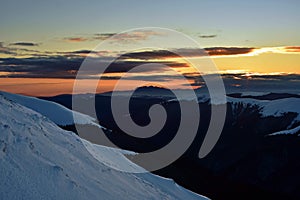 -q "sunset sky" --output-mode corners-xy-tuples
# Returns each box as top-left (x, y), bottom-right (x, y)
(0, 0), (300, 96)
